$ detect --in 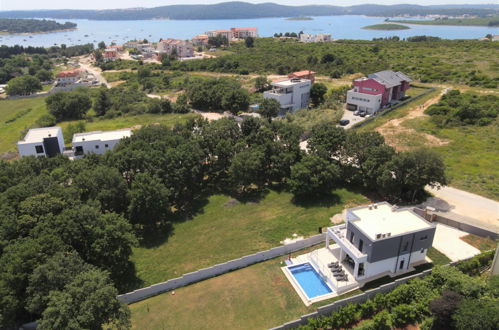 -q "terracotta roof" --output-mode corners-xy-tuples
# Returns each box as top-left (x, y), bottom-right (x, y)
(232, 27), (257, 31)
(215, 30), (231, 33)
(56, 69), (81, 78)
(290, 70), (316, 76)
